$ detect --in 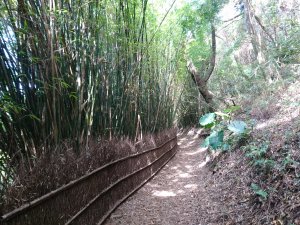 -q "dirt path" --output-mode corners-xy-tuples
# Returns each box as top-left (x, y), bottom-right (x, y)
(104, 131), (209, 225)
